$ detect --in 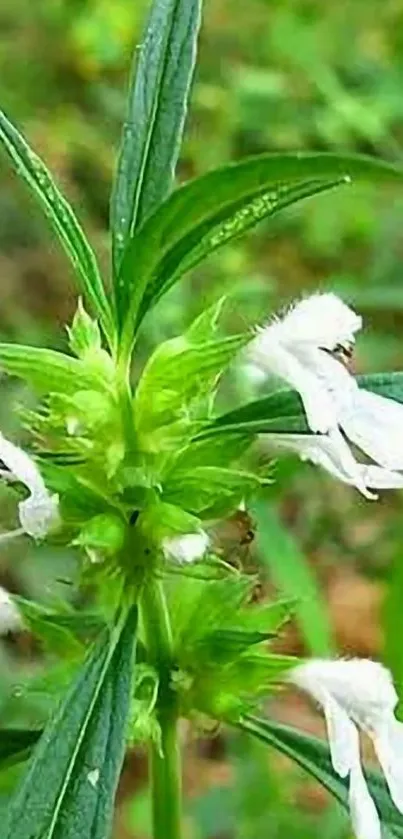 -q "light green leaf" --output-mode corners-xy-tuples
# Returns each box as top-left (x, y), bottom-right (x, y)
(0, 109), (112, 340)
(111, 0), (203, 277)
(67, 299), (102, 359)
(165, 433), (252, 473)
(73, 513), (126, 556)
(163, 465), (263, 517)
(3, 607), (137, 839)
(135, 332), (250, 438)
(240, 715), (403, 839)
(118, 152), (403, 348)
(185, 297), (227, 344)
(0, 343), (111, 394)
(252, 500), (334, 655)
